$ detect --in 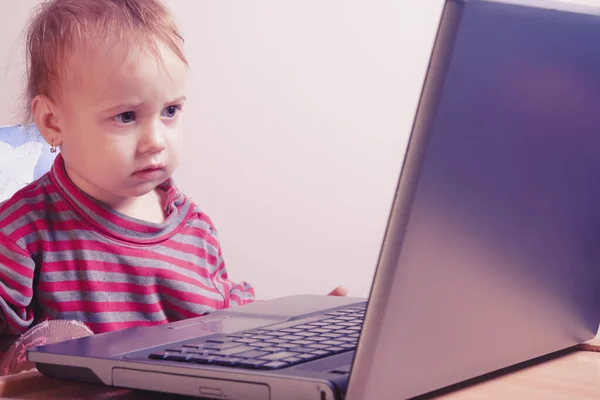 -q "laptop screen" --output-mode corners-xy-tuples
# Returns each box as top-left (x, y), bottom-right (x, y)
(348, 1), (600, 398)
